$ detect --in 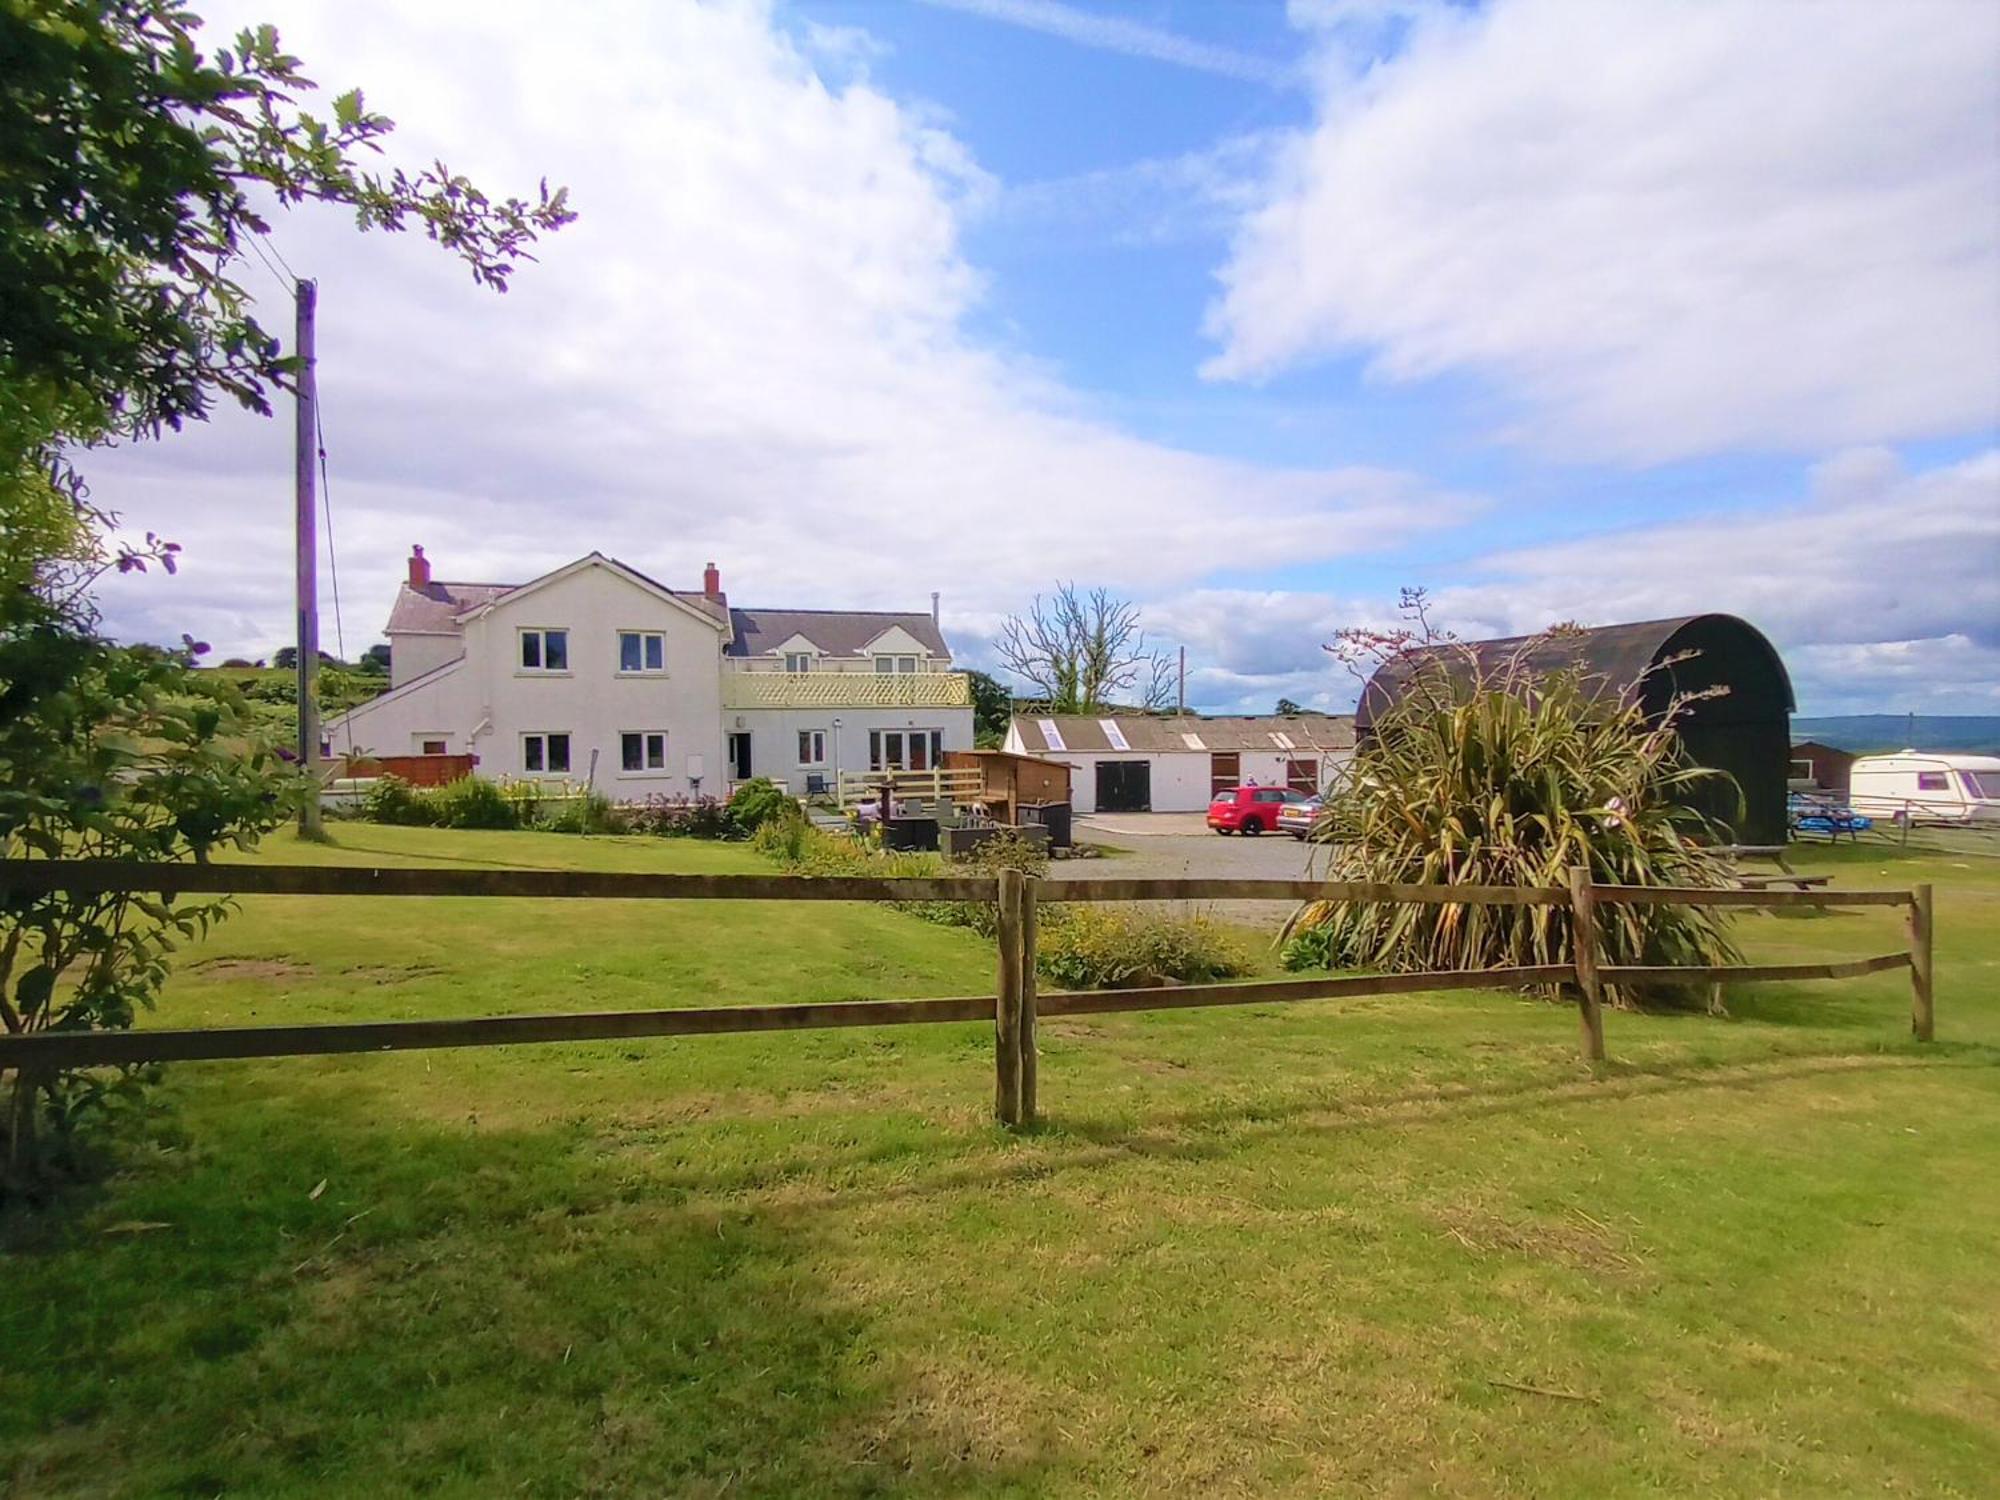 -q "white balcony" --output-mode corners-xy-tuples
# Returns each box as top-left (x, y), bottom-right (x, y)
(722, 670), (972, 711)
